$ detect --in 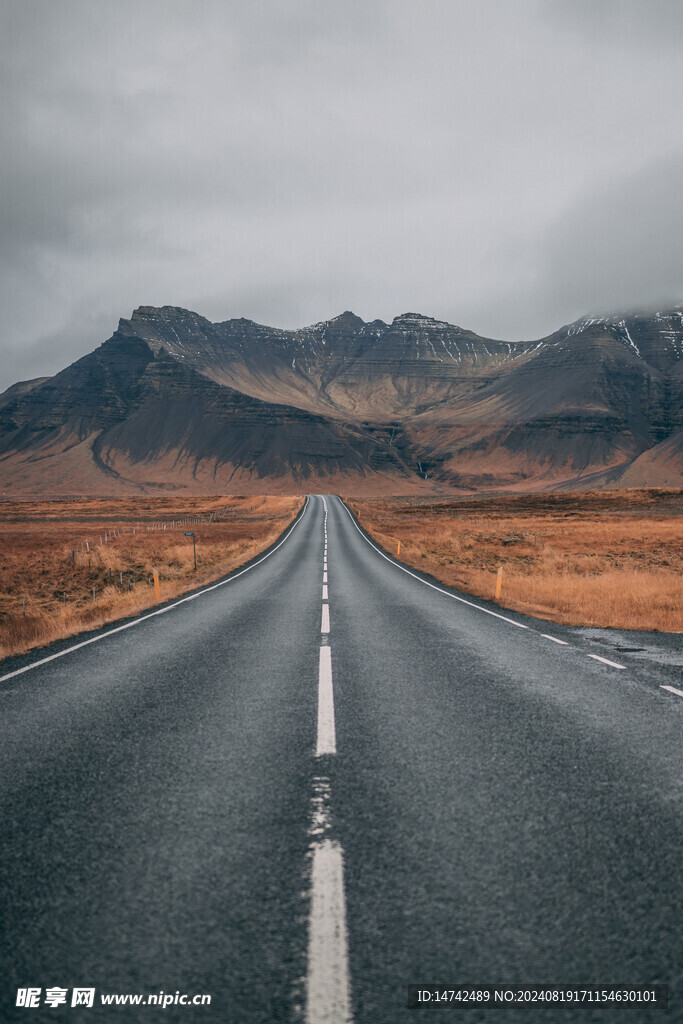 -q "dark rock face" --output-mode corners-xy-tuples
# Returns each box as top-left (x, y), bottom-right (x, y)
(0, 304), (681, 493)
